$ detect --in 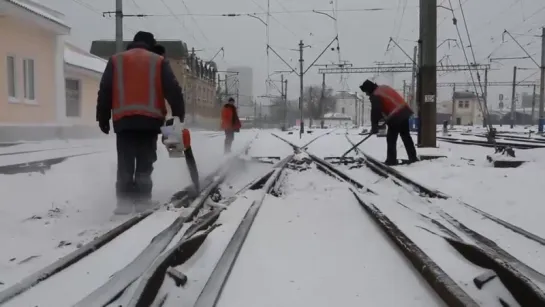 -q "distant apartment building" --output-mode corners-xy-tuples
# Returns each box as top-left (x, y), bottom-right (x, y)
(226, 66), (253, 117)
(90, 40), (219, 128)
